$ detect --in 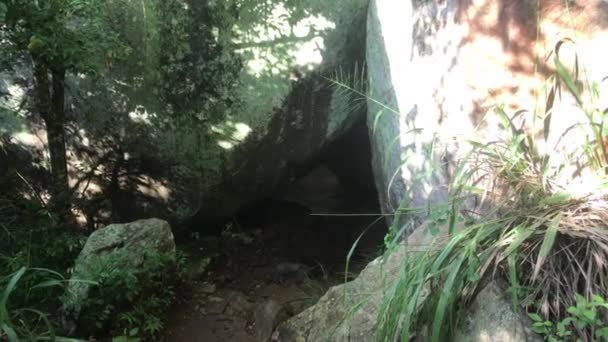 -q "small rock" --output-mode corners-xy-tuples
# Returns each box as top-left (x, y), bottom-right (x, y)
(224, 290), (253, 315)
(200, 282), (217, 294)
(205, 296), (227, 315)
(187, 258), (211, 281)
(273, 262), (308, 284)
